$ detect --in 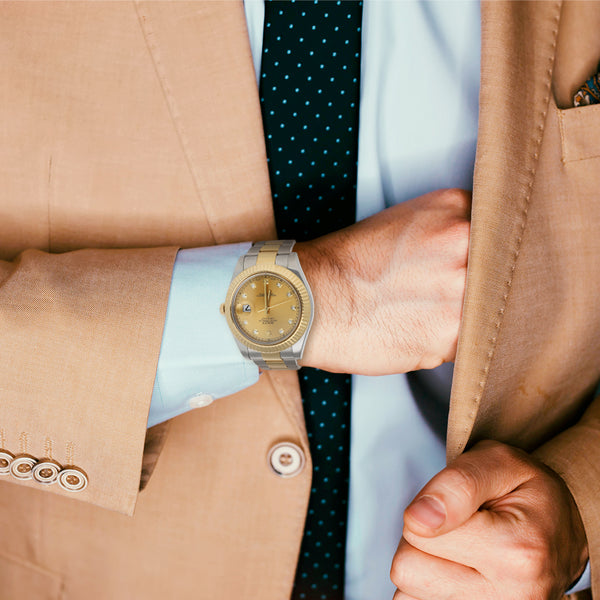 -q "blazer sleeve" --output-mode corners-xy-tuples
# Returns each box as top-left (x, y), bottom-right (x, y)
(533, 390), (600, 600)
(0, 246), (178, 515)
